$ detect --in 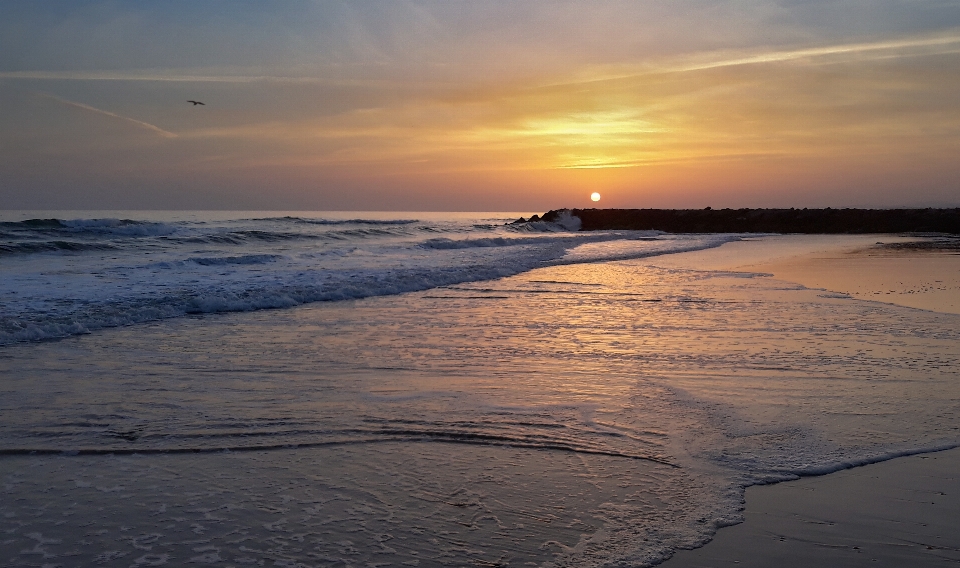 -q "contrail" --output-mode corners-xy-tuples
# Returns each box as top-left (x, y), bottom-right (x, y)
(1, 70), (418, 88)
(2, 32), (957, 86)
(0, 32), (960, 92)
(37, 93), (178, 138)
(4, 71), (311, 82)
(535, 33), (960, 89)
(672, 34), (960, 73)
